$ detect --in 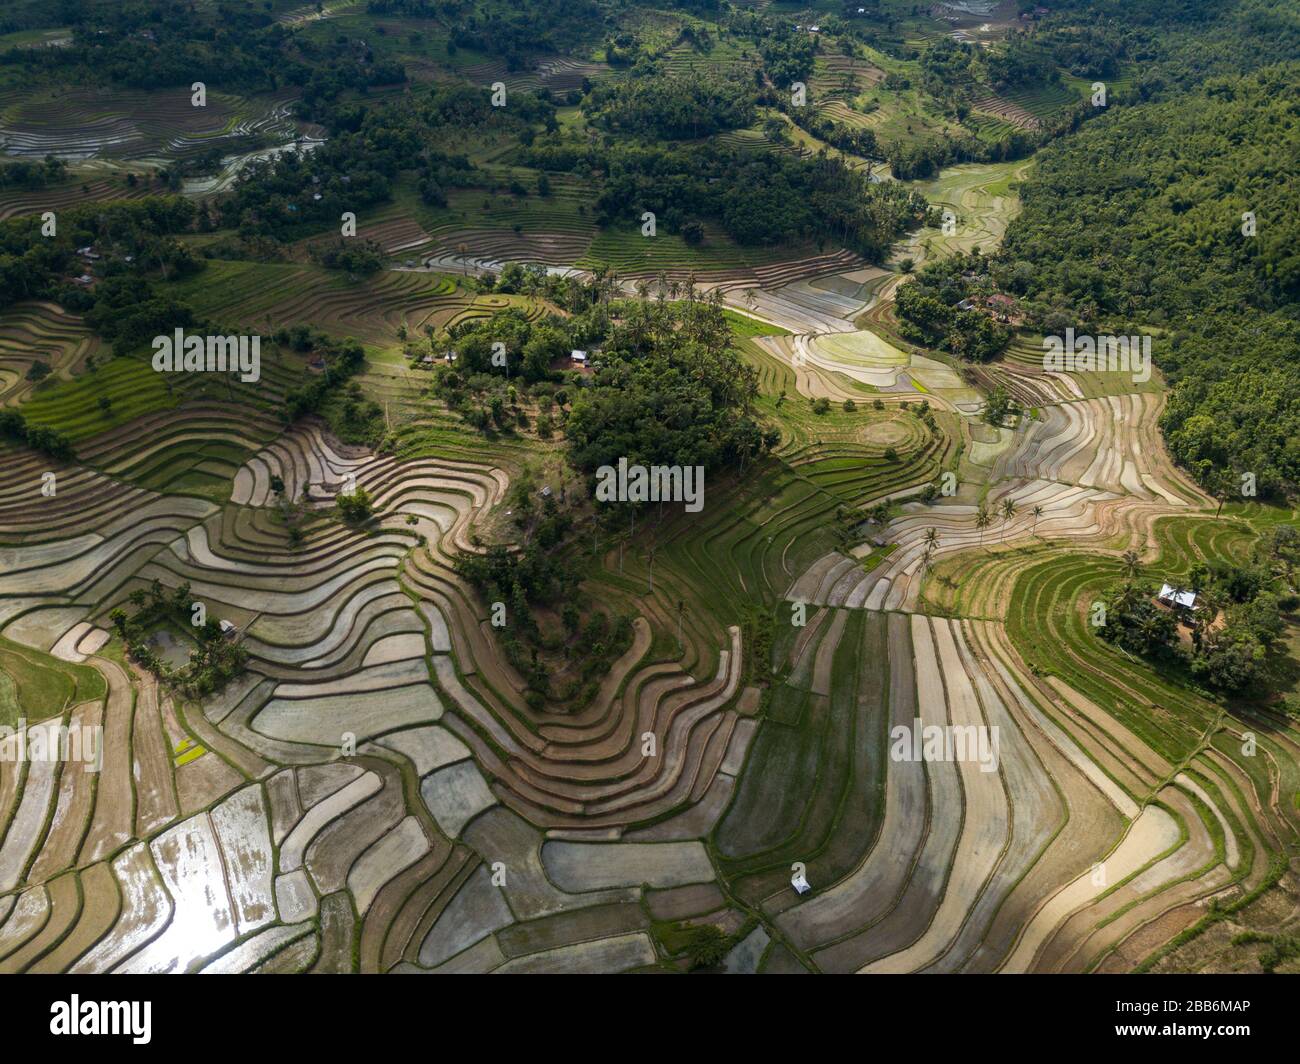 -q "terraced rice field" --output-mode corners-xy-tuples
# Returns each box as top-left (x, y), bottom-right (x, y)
(0, 152), (1295, 975)
(0, 410), (764, 971)
(0, 176), (154, 221)
(0, 303), (104, 405)
(0, 87), (304, 164)
(899, 158), (1035, 268)
(161, 260), (511, 350)
(699, 158), (1298, 971)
